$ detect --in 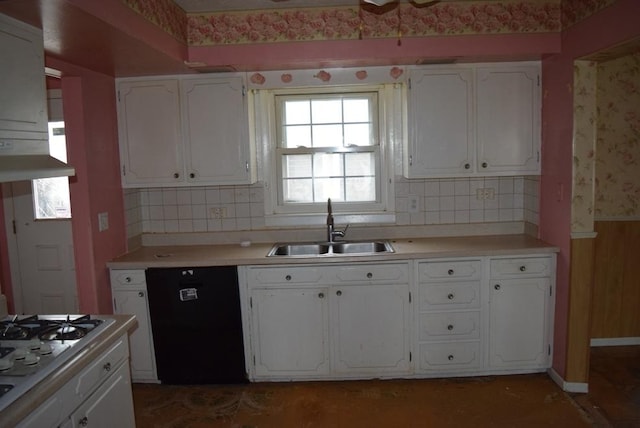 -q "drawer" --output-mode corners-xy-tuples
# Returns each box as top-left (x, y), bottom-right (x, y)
(74, 335), (128, 399)
(334, 263), (408, 284)
(418, 311), (480, 341)
(418, 260), (482, 282)
(110, 269), (146, 287)
(248, 266), (324, 285)
(419, 342), (481, 370)
(490, 256), (552, 278)
(419, 282), (480, 310)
